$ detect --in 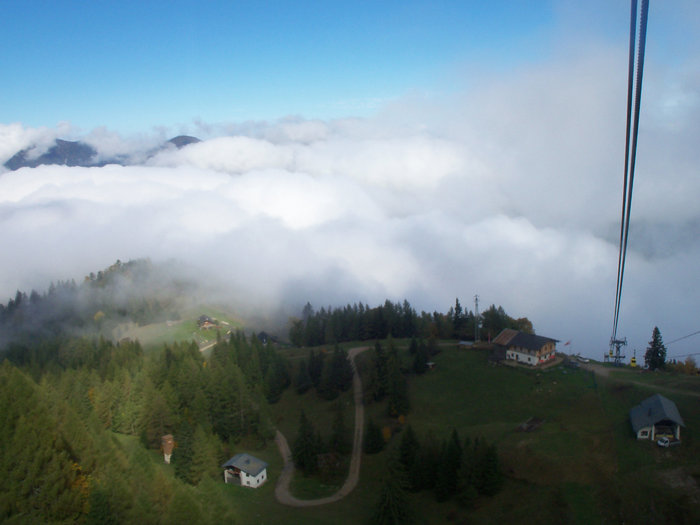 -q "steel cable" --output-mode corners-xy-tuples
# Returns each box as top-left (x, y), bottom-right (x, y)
(612, 0), (649, 342)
